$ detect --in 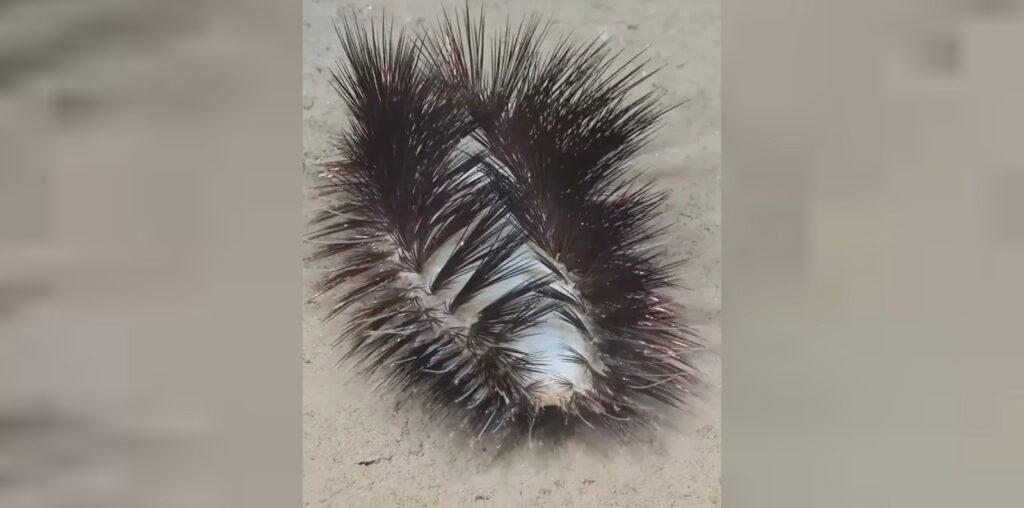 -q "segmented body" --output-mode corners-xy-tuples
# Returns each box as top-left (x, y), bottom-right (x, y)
(308, 10), (701, 441)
